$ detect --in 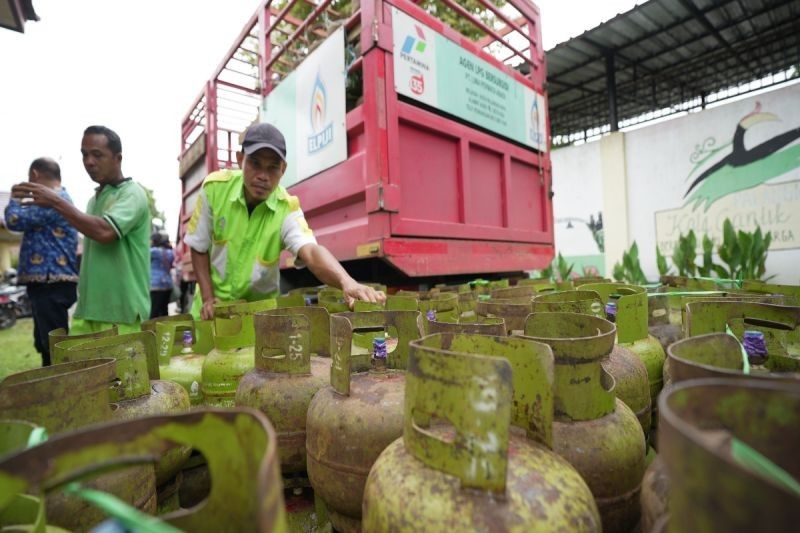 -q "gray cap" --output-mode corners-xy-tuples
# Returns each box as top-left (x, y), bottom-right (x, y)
(241, 123), (286, 160)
